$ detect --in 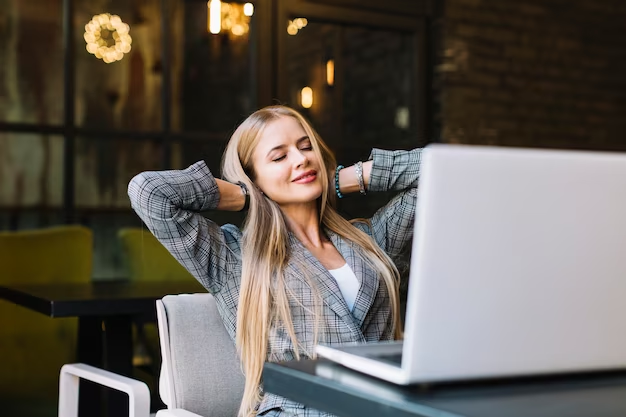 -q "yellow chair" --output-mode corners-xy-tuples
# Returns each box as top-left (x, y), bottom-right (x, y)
(118, 227), (196, 283)
(0, 225), (93, 403)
